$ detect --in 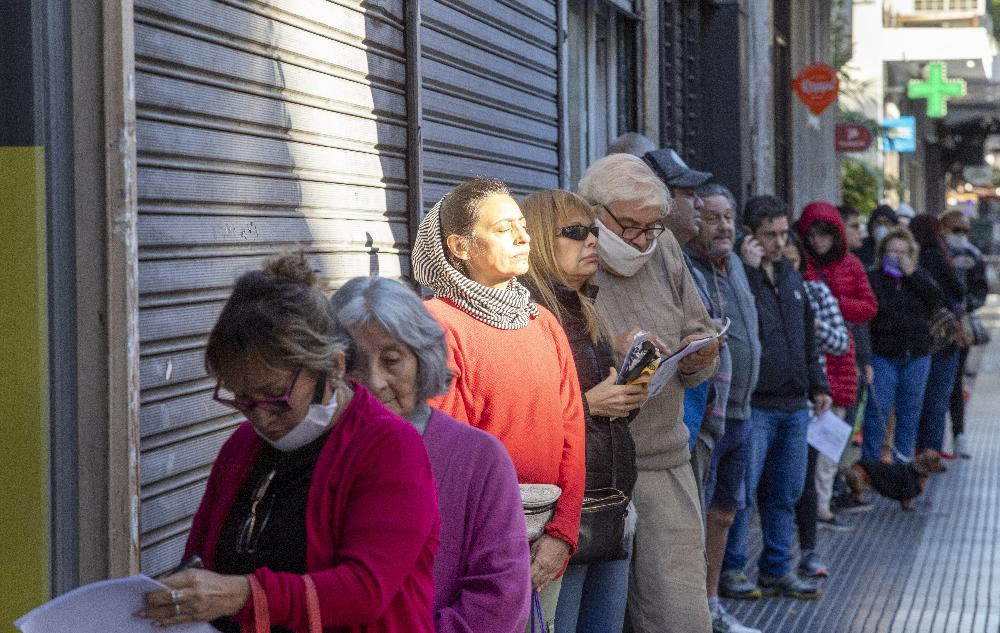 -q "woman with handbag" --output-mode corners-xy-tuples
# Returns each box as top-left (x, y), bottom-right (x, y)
(519, 190), (644, 633)
(140, 252), (439, 632)
(330, 276), (533, 633)
(910, 214), (966, 455)
(862, 228), (947, 463)
(411, 178), (587, 632)
(940, 210), (990, 442)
